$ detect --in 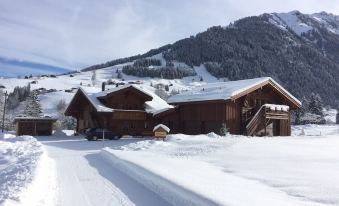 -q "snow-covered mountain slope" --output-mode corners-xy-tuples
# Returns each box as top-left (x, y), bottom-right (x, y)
(0, 57), (222, 117)
(269, 11), (339, 36)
